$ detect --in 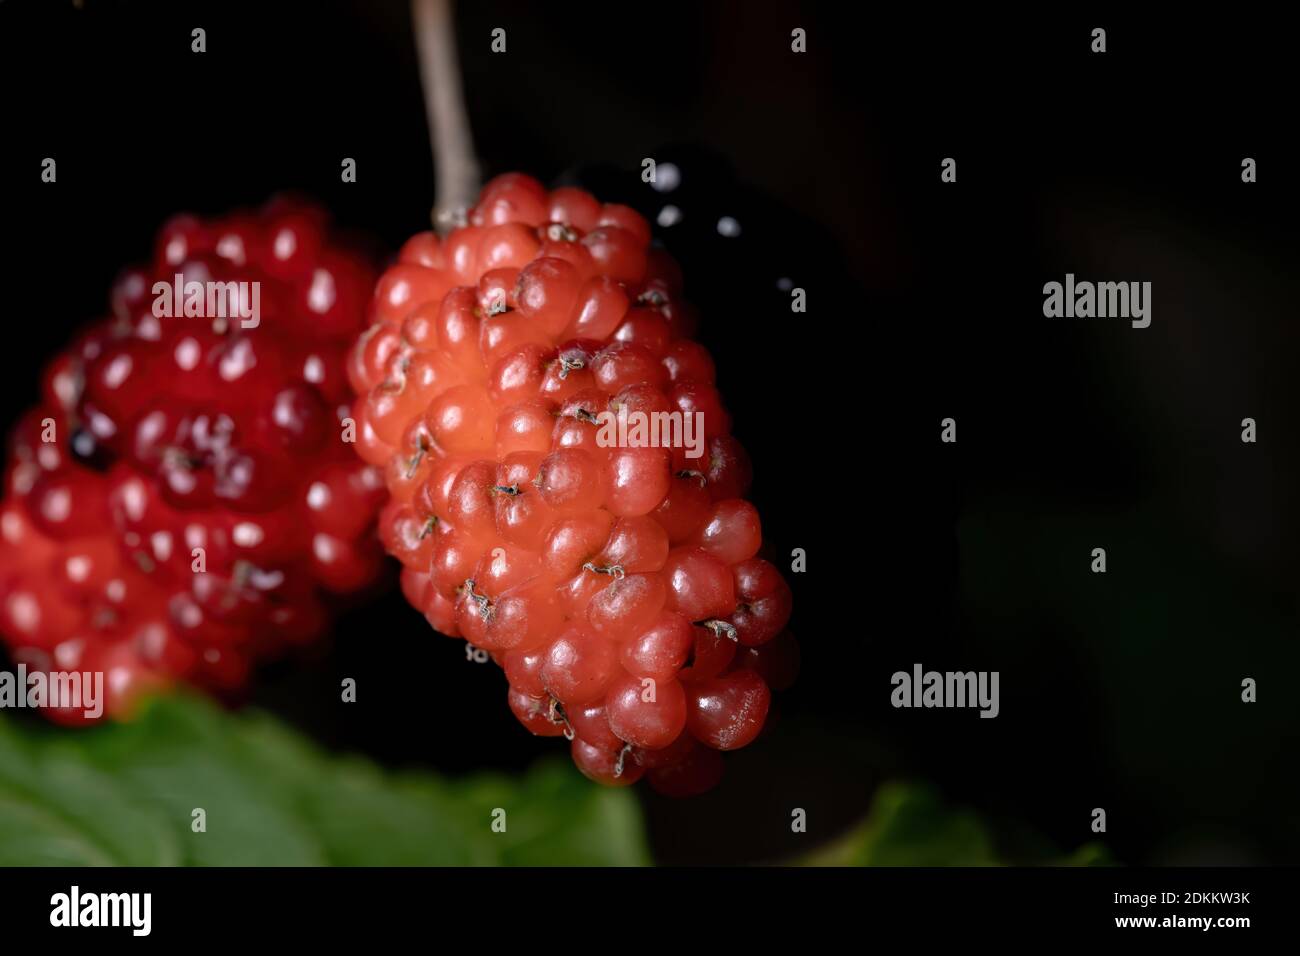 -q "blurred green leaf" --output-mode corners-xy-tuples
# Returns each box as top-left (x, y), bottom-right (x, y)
(797, 782), (1110, 867)
(0, 693), (651, 867)
(0, 718), (179, 866)
(457, 759), (650, 866)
